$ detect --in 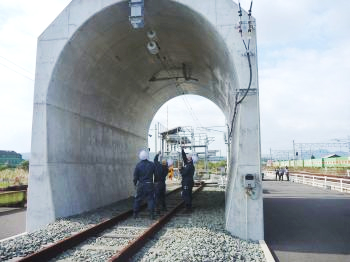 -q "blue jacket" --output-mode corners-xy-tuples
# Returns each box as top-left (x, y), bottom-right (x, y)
(133, 159), (155, 185)
(181, 149), (195, 186)
(154, 154), (168, 183)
